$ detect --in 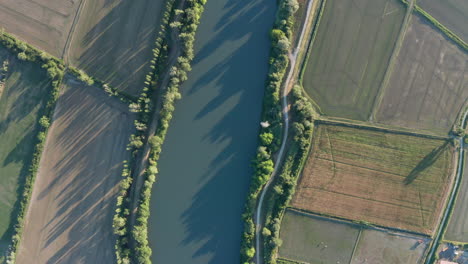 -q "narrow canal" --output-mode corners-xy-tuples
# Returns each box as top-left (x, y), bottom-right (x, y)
(148, 1), (276, 263)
